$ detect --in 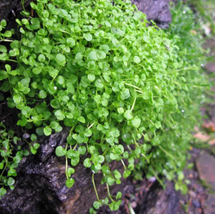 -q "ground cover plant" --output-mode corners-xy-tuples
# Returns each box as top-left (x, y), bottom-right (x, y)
(0, 0), (210, 212)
